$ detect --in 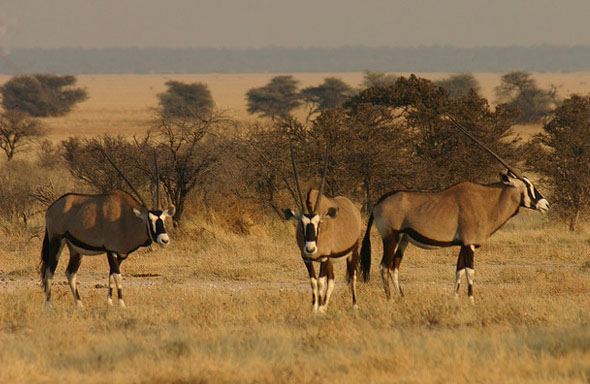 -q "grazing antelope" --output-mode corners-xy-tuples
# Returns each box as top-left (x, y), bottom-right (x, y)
(283, 145), (363, 312)
(40, 151), (174, 308)
(360, 117), (549, 303)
